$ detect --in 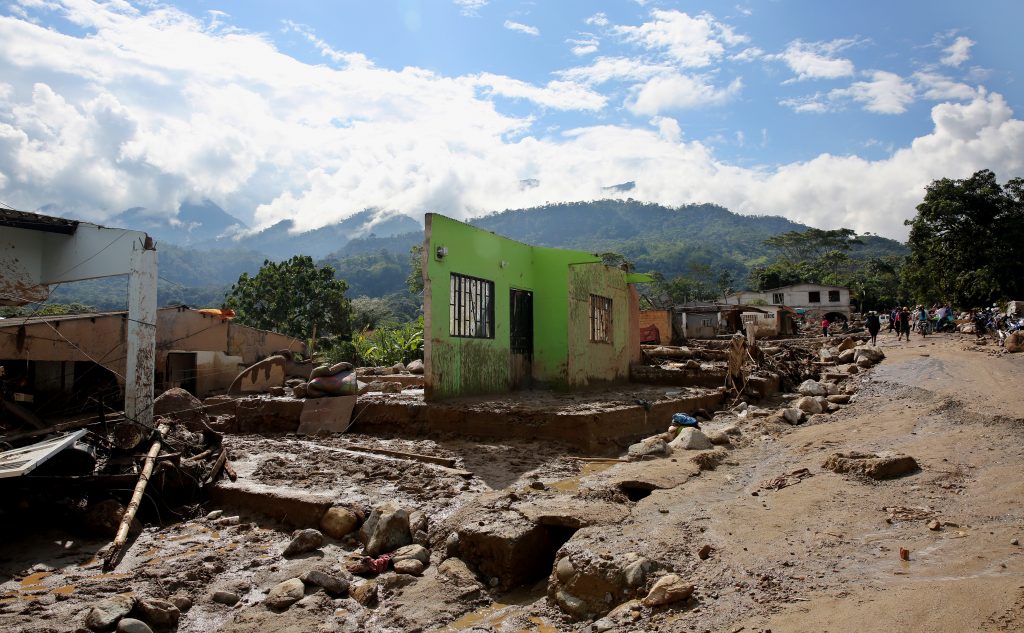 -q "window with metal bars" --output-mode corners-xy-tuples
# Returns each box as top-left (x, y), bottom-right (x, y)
(590, 294), (612, 343)
(449, 273), (494, 338)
